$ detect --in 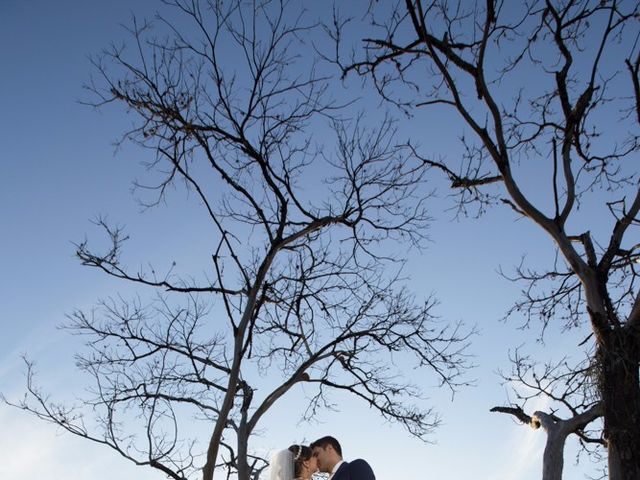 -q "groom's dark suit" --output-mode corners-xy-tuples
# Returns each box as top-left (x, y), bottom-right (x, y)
(332, 459), (375, 480)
